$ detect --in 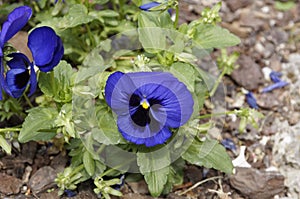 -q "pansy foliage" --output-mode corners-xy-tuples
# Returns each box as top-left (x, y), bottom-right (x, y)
(0, 1), (266, 199)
